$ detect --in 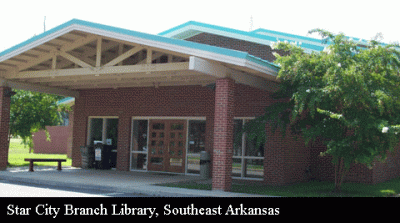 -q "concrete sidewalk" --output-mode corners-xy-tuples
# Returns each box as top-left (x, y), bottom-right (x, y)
(0, 166), (277, 197)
